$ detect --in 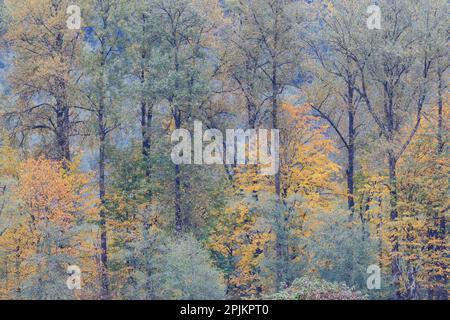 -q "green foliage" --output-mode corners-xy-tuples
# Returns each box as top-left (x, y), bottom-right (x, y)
(267, 276), (367, 300)
(151, 234), (226, 300)
(306, 211), (377, 288)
